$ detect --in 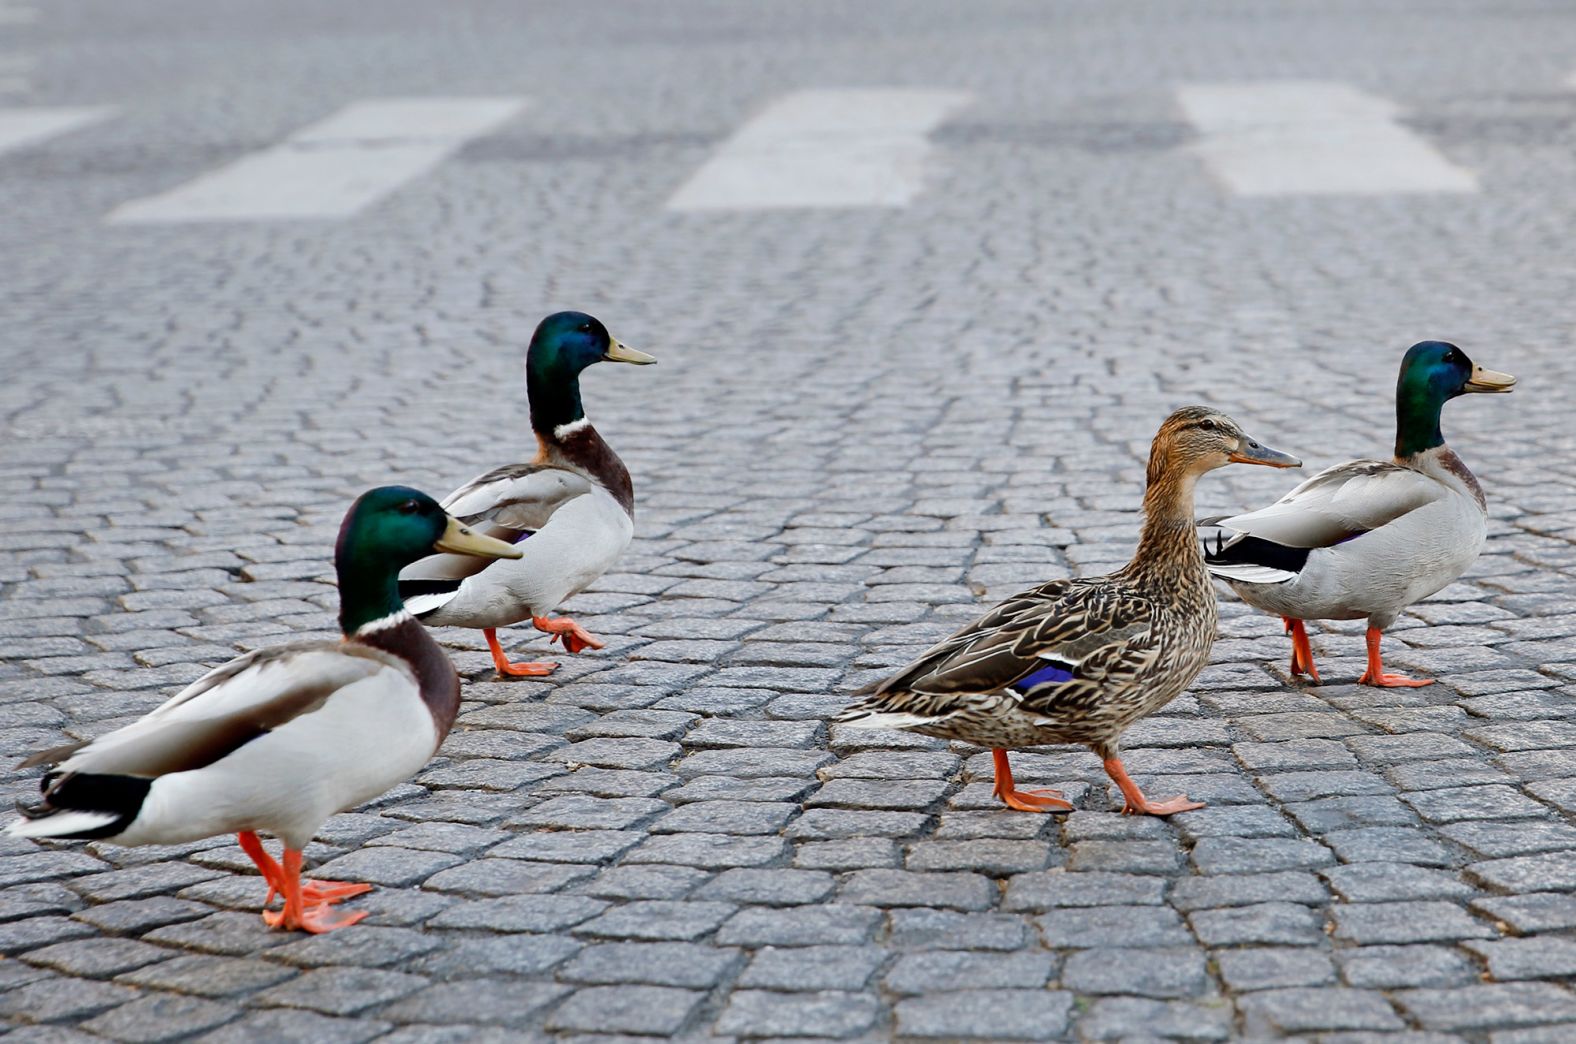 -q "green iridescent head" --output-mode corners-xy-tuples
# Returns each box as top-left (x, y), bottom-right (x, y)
(334, 486), (519, 635)
(1393, 341), (1515, 459)
(525, 311), (655, 435)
